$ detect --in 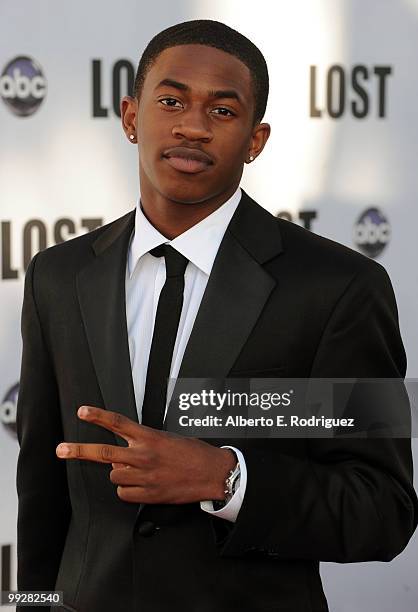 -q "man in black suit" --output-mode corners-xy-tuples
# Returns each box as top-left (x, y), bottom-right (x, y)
(16, 19), (417, 612)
